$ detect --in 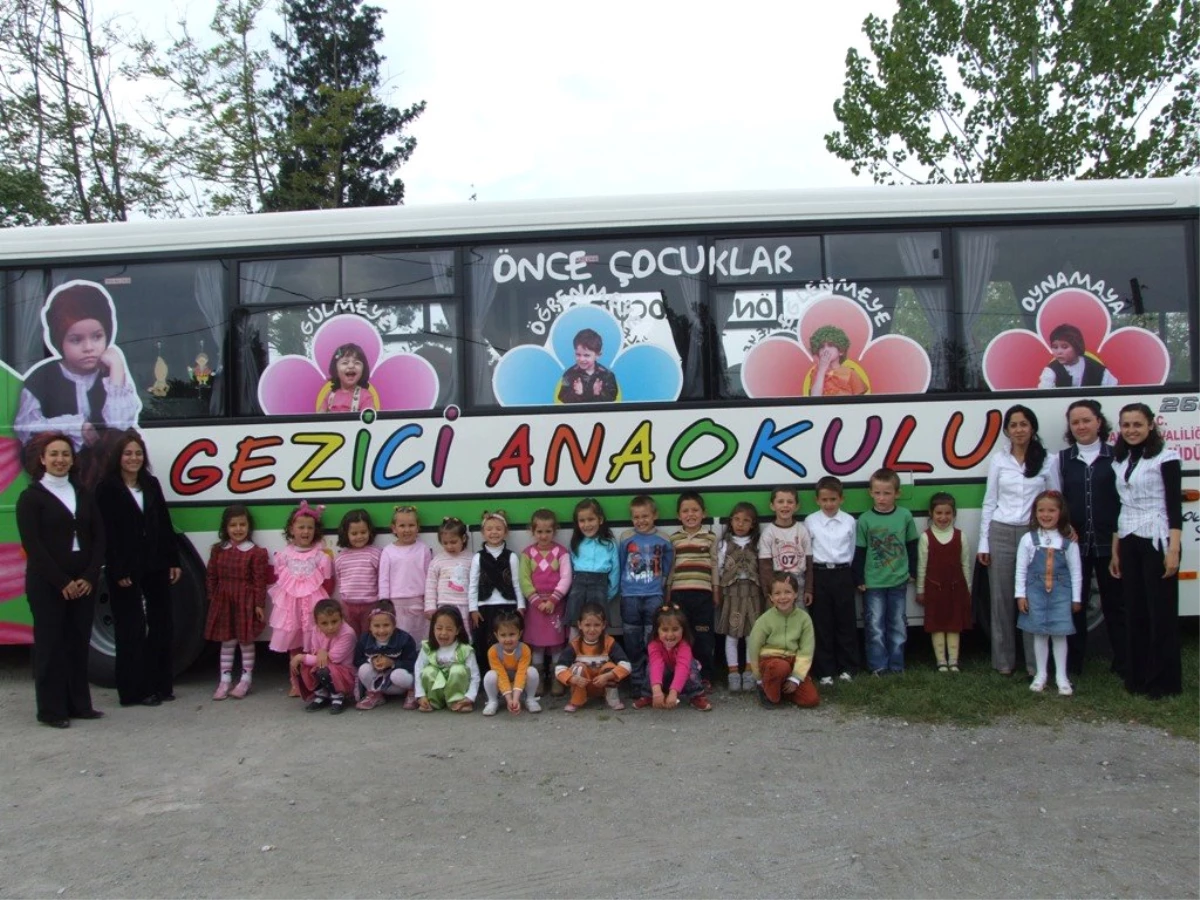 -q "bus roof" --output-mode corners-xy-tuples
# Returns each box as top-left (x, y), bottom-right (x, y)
(4, 177), (1198, 263)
